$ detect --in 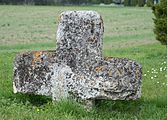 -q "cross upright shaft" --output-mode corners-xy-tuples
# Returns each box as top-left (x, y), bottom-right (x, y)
(56, 11), (104, 73)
